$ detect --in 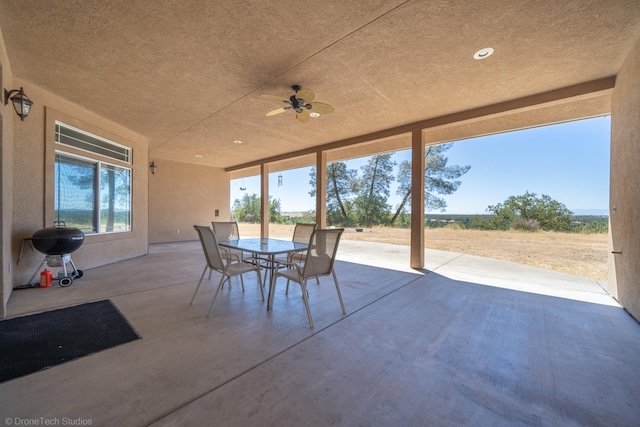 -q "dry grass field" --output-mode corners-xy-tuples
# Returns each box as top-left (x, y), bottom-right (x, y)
(238, 223), (609, 282)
